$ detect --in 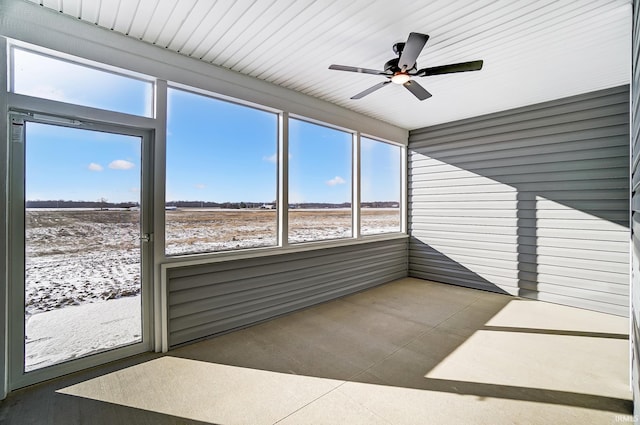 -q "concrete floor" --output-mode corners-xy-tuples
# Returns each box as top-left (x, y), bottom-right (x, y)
(0, 278), (632, 424)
